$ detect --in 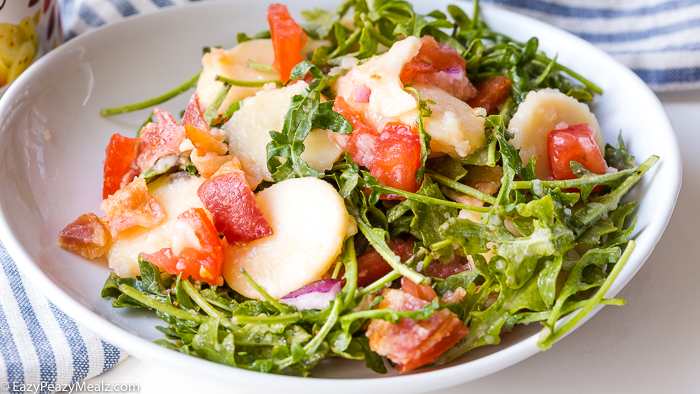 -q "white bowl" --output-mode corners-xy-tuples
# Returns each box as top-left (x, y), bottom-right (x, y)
(0, 1), (681, 392)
